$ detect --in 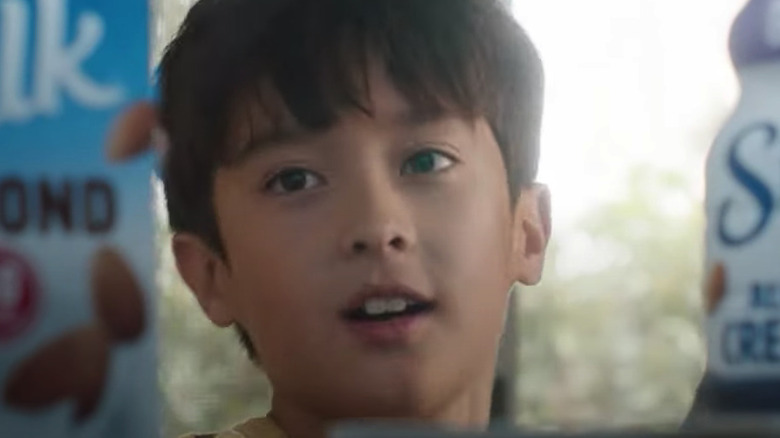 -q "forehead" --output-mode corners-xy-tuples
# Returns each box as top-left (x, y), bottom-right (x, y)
(224, 66), (462, 160)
